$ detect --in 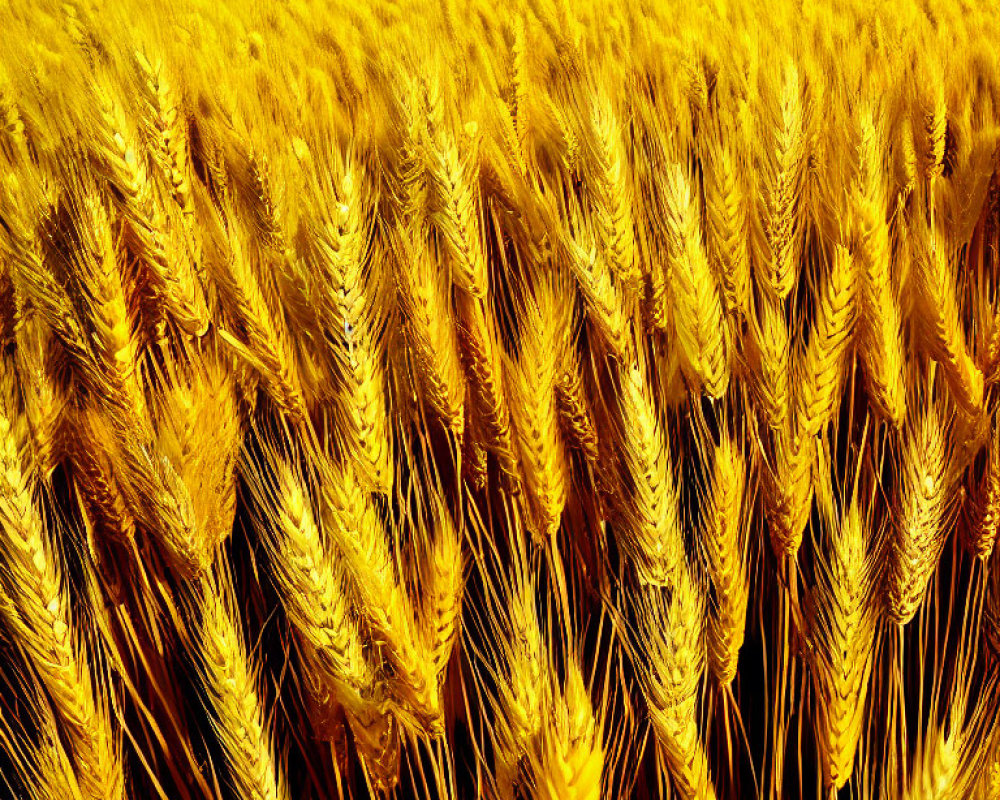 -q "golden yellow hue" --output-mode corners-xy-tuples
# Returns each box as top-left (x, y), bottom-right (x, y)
(0, 0), (999, 798)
